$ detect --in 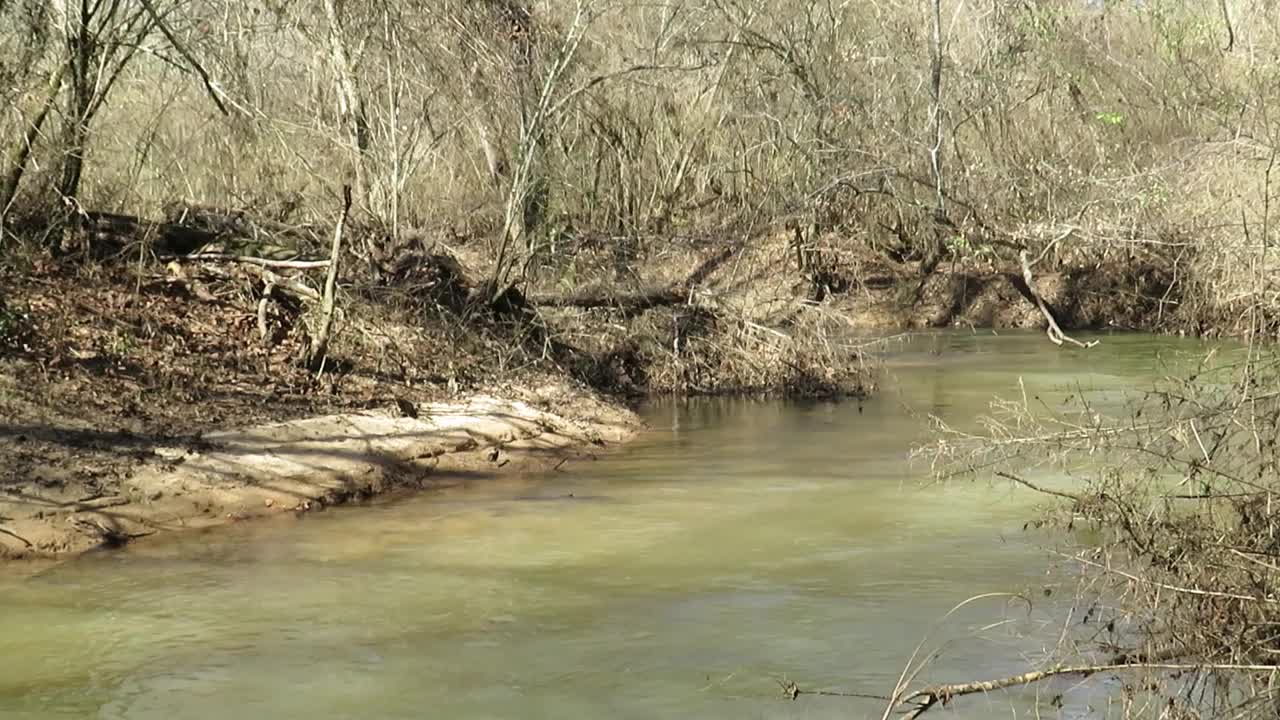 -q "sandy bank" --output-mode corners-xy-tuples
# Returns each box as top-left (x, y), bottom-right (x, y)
(0, 389), (638, 561)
